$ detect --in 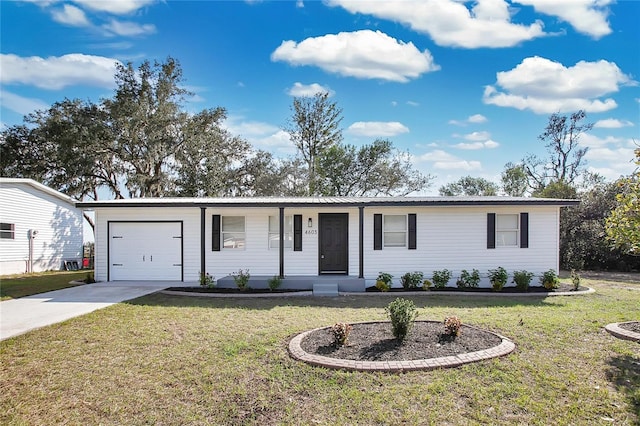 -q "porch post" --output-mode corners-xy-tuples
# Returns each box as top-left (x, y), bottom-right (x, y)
(279, 207), (285, 279)
(200, 207), (206, 276)
(359, 205), (364, 278)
